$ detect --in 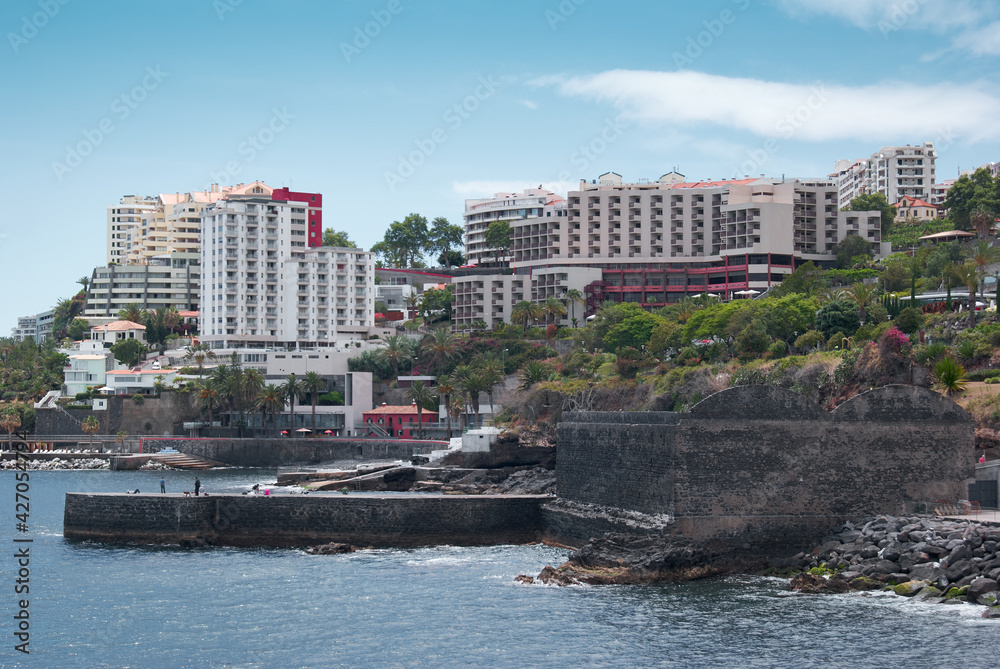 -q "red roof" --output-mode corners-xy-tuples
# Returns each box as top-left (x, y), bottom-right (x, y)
(92, 320), (146, 332)
(897, 196), (937, 209)
(671, 178), (757, 189)
(364, 404), (423, 416)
